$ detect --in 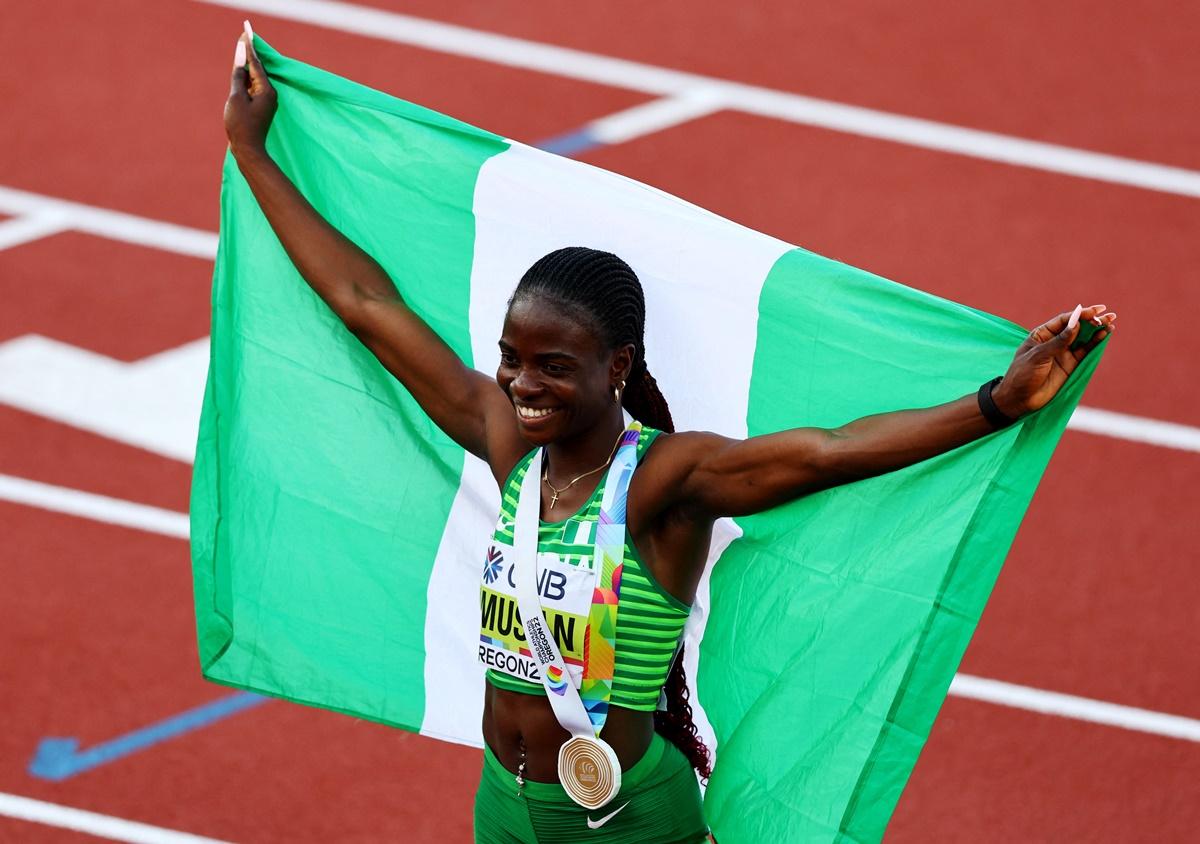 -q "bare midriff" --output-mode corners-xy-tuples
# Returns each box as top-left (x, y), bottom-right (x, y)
(483, 681), (655, 782)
